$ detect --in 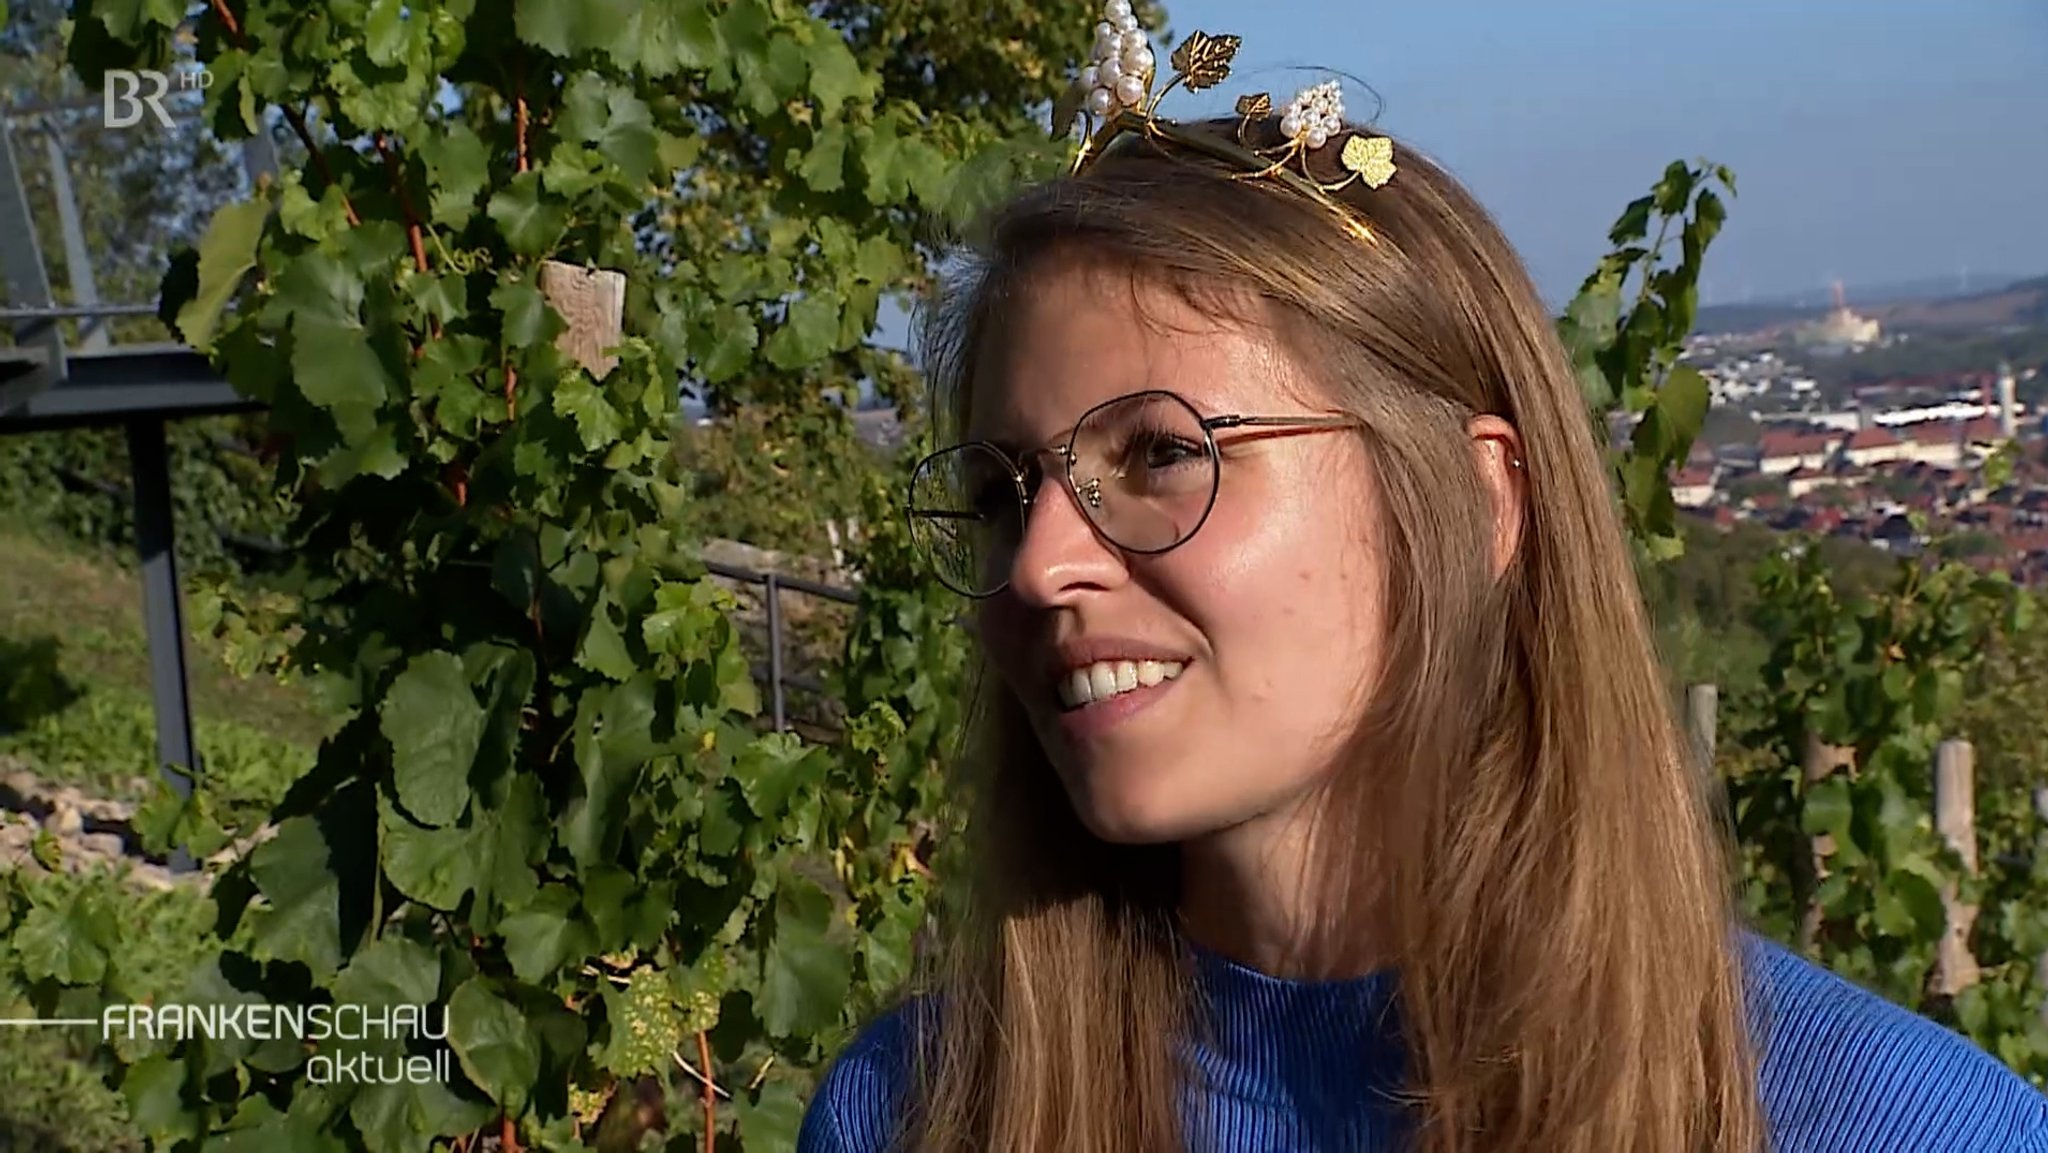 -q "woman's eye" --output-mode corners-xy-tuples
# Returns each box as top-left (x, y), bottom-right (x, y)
(970, 480), (1012, 519)
(1136, 433), (1201, 470)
